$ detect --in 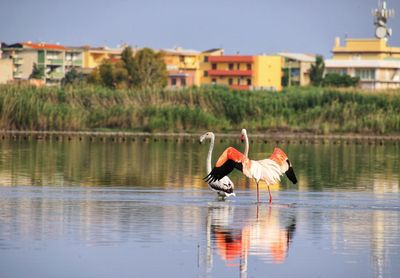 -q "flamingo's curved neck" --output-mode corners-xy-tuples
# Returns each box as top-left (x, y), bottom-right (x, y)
(206, 134), (215, 173)
(244, 132), (249, 157)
